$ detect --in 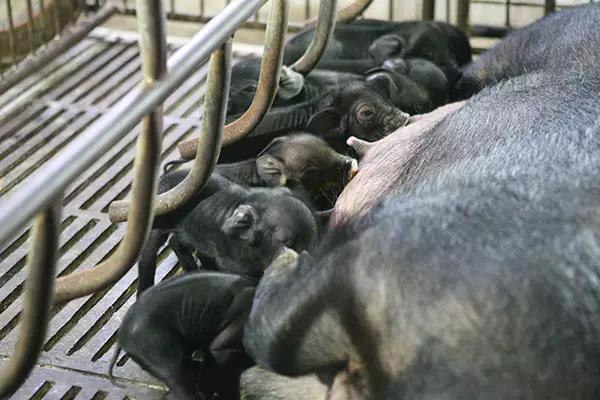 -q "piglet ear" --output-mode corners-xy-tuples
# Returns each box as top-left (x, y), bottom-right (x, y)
(256, 154), (288, 186)
(306, 107), (343, 137)
(365, 72), (395, 99)
(369, 34), (405, 63)
(222, 204), (257, 241)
